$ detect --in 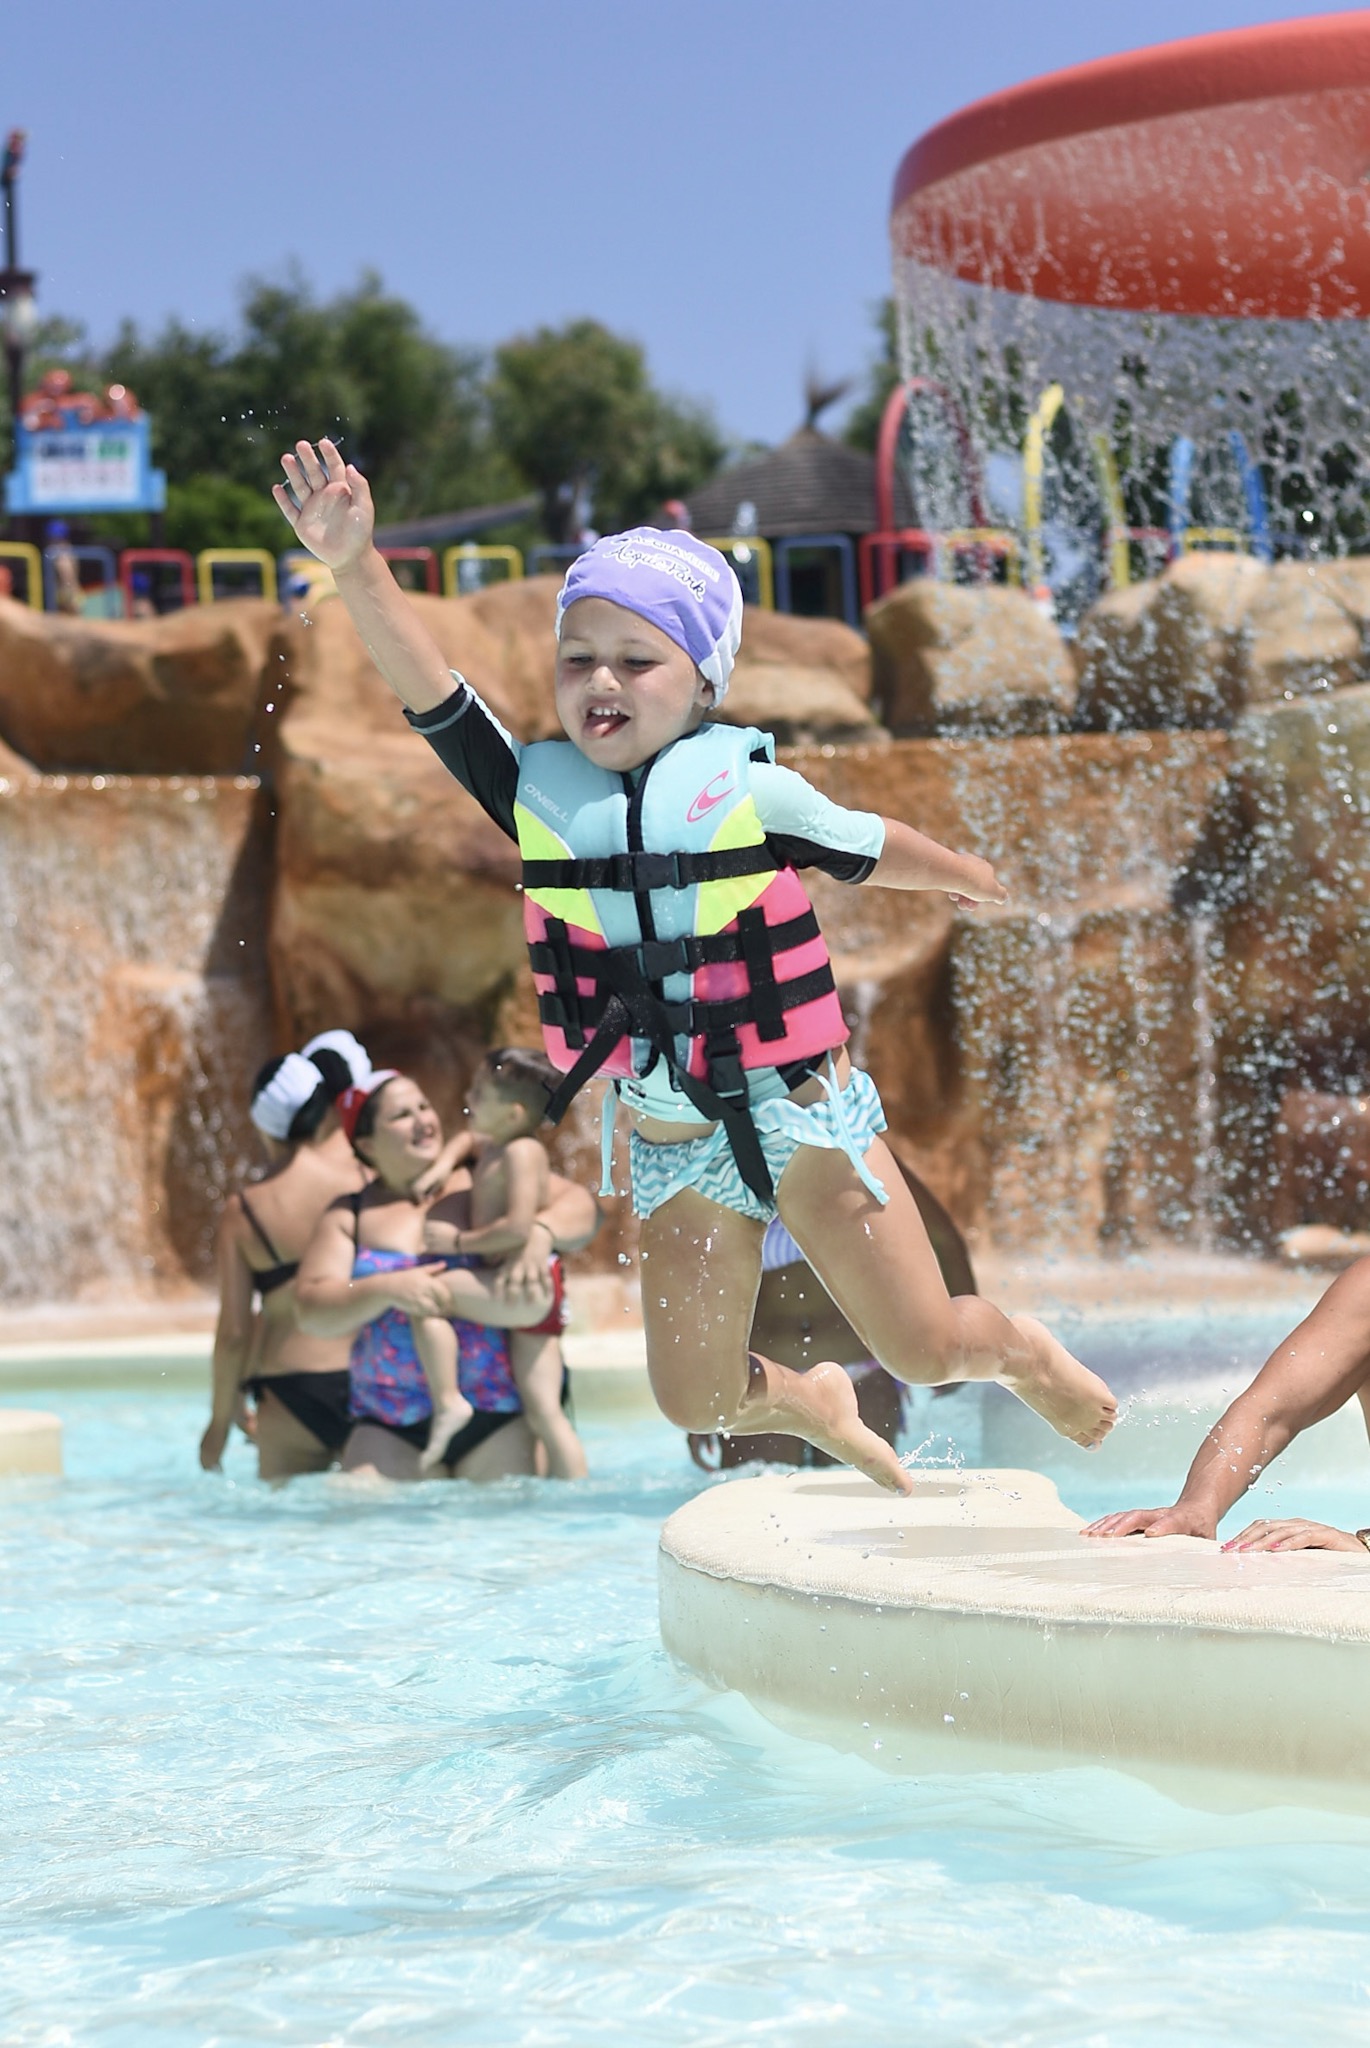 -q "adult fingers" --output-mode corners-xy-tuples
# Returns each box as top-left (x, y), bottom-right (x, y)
(1224, 1518), (1296, 1551)
(1082, 1509), (1155, 1537)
